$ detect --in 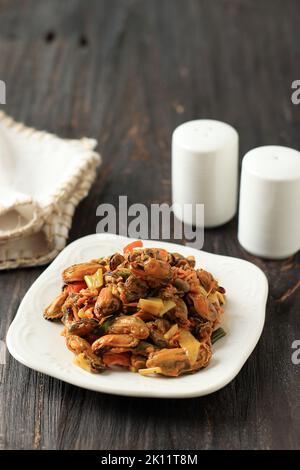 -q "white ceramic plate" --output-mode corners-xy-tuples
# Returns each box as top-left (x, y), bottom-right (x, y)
(7, 234), (268, 398)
